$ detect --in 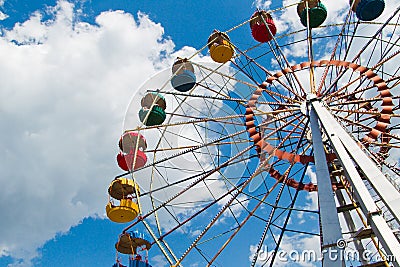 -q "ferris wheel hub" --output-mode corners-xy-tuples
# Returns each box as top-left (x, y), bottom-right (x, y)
(300, 93), (320, 115)
(306, 93), (317, 100)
